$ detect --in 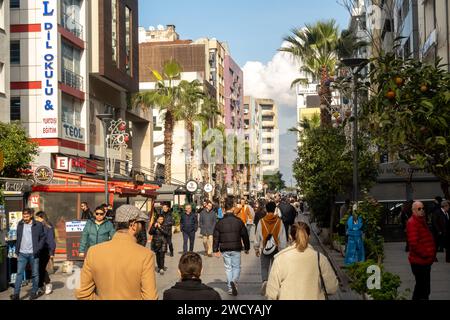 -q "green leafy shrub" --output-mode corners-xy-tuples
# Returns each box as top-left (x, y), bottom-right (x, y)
(345, 260), (403, 300)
